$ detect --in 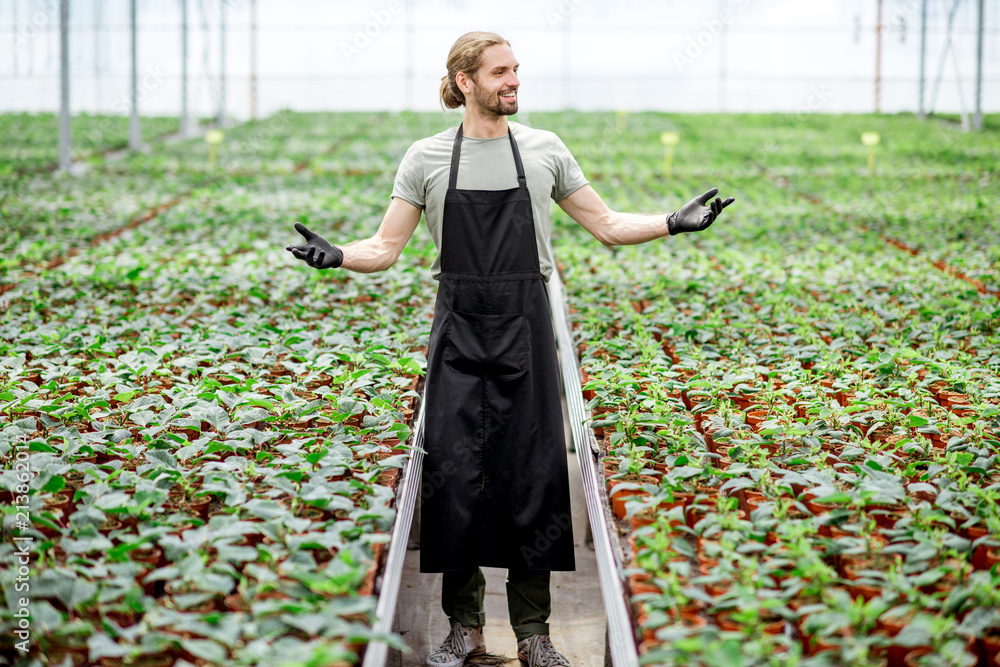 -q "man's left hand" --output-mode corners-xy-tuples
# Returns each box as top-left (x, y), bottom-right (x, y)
(667, 187), (736, 235)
